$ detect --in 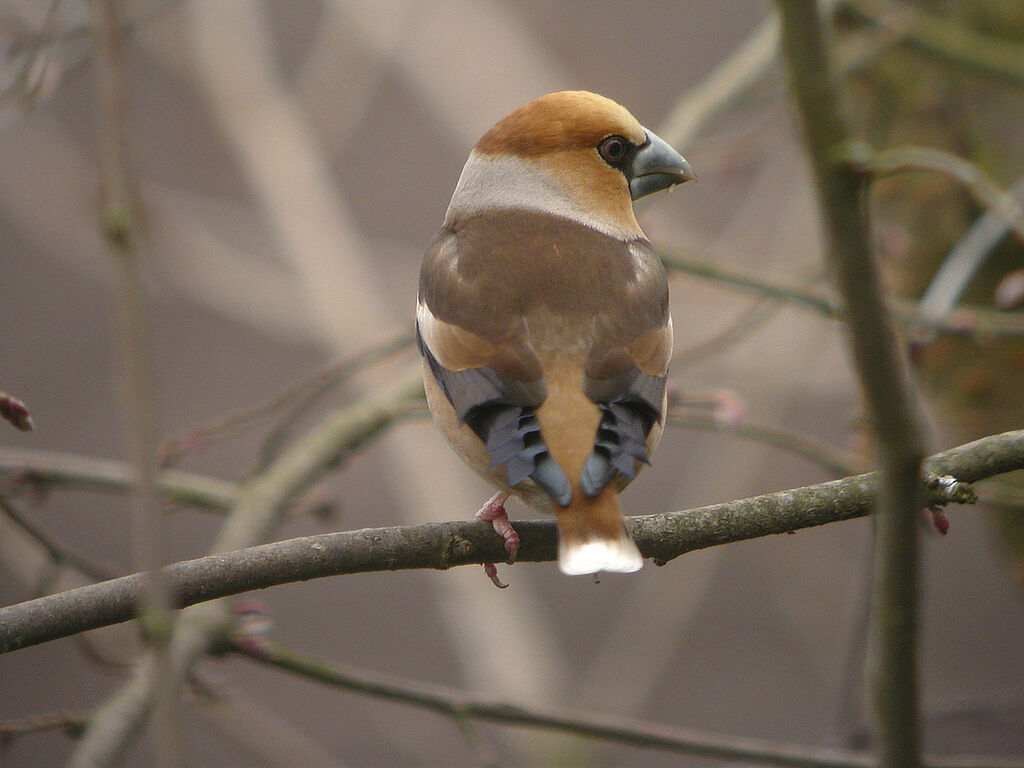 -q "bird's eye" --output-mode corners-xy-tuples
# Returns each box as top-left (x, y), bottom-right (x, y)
(598, 135), (629, 165)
